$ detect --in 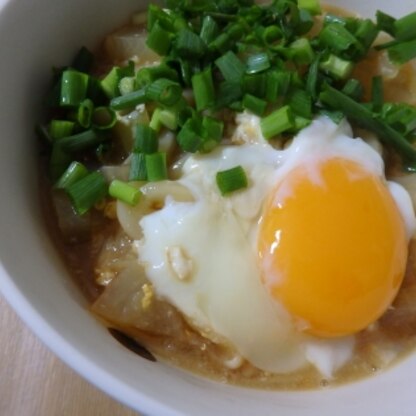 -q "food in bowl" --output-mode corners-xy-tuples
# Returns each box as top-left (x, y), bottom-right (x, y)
(37, 0), (416, 390)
